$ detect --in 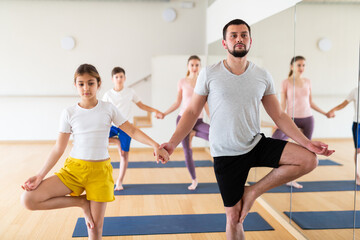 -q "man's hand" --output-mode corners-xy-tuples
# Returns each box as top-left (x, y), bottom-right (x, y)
(305, 141), (335, 157)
